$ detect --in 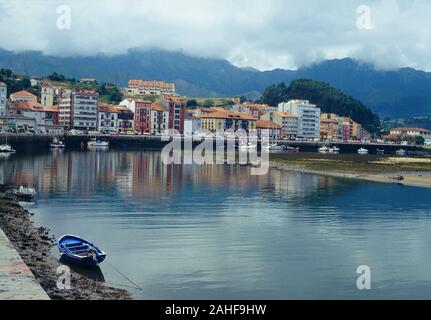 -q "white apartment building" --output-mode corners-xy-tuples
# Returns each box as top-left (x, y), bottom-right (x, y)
(0, 82), (6, 116)
(119, 98), (136, 114)
(278, 100), (320, 139)
(58, 90), (73, 128)
(72, 90), (99, 130)
(59, 90), (99, 130)
(98, 104), (118, 133)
